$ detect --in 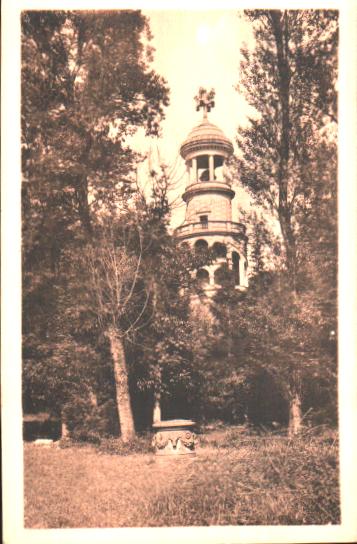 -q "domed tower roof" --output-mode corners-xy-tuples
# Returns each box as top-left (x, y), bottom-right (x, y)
(180, 87), (234, 160)
(180, 120), (234, 159)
